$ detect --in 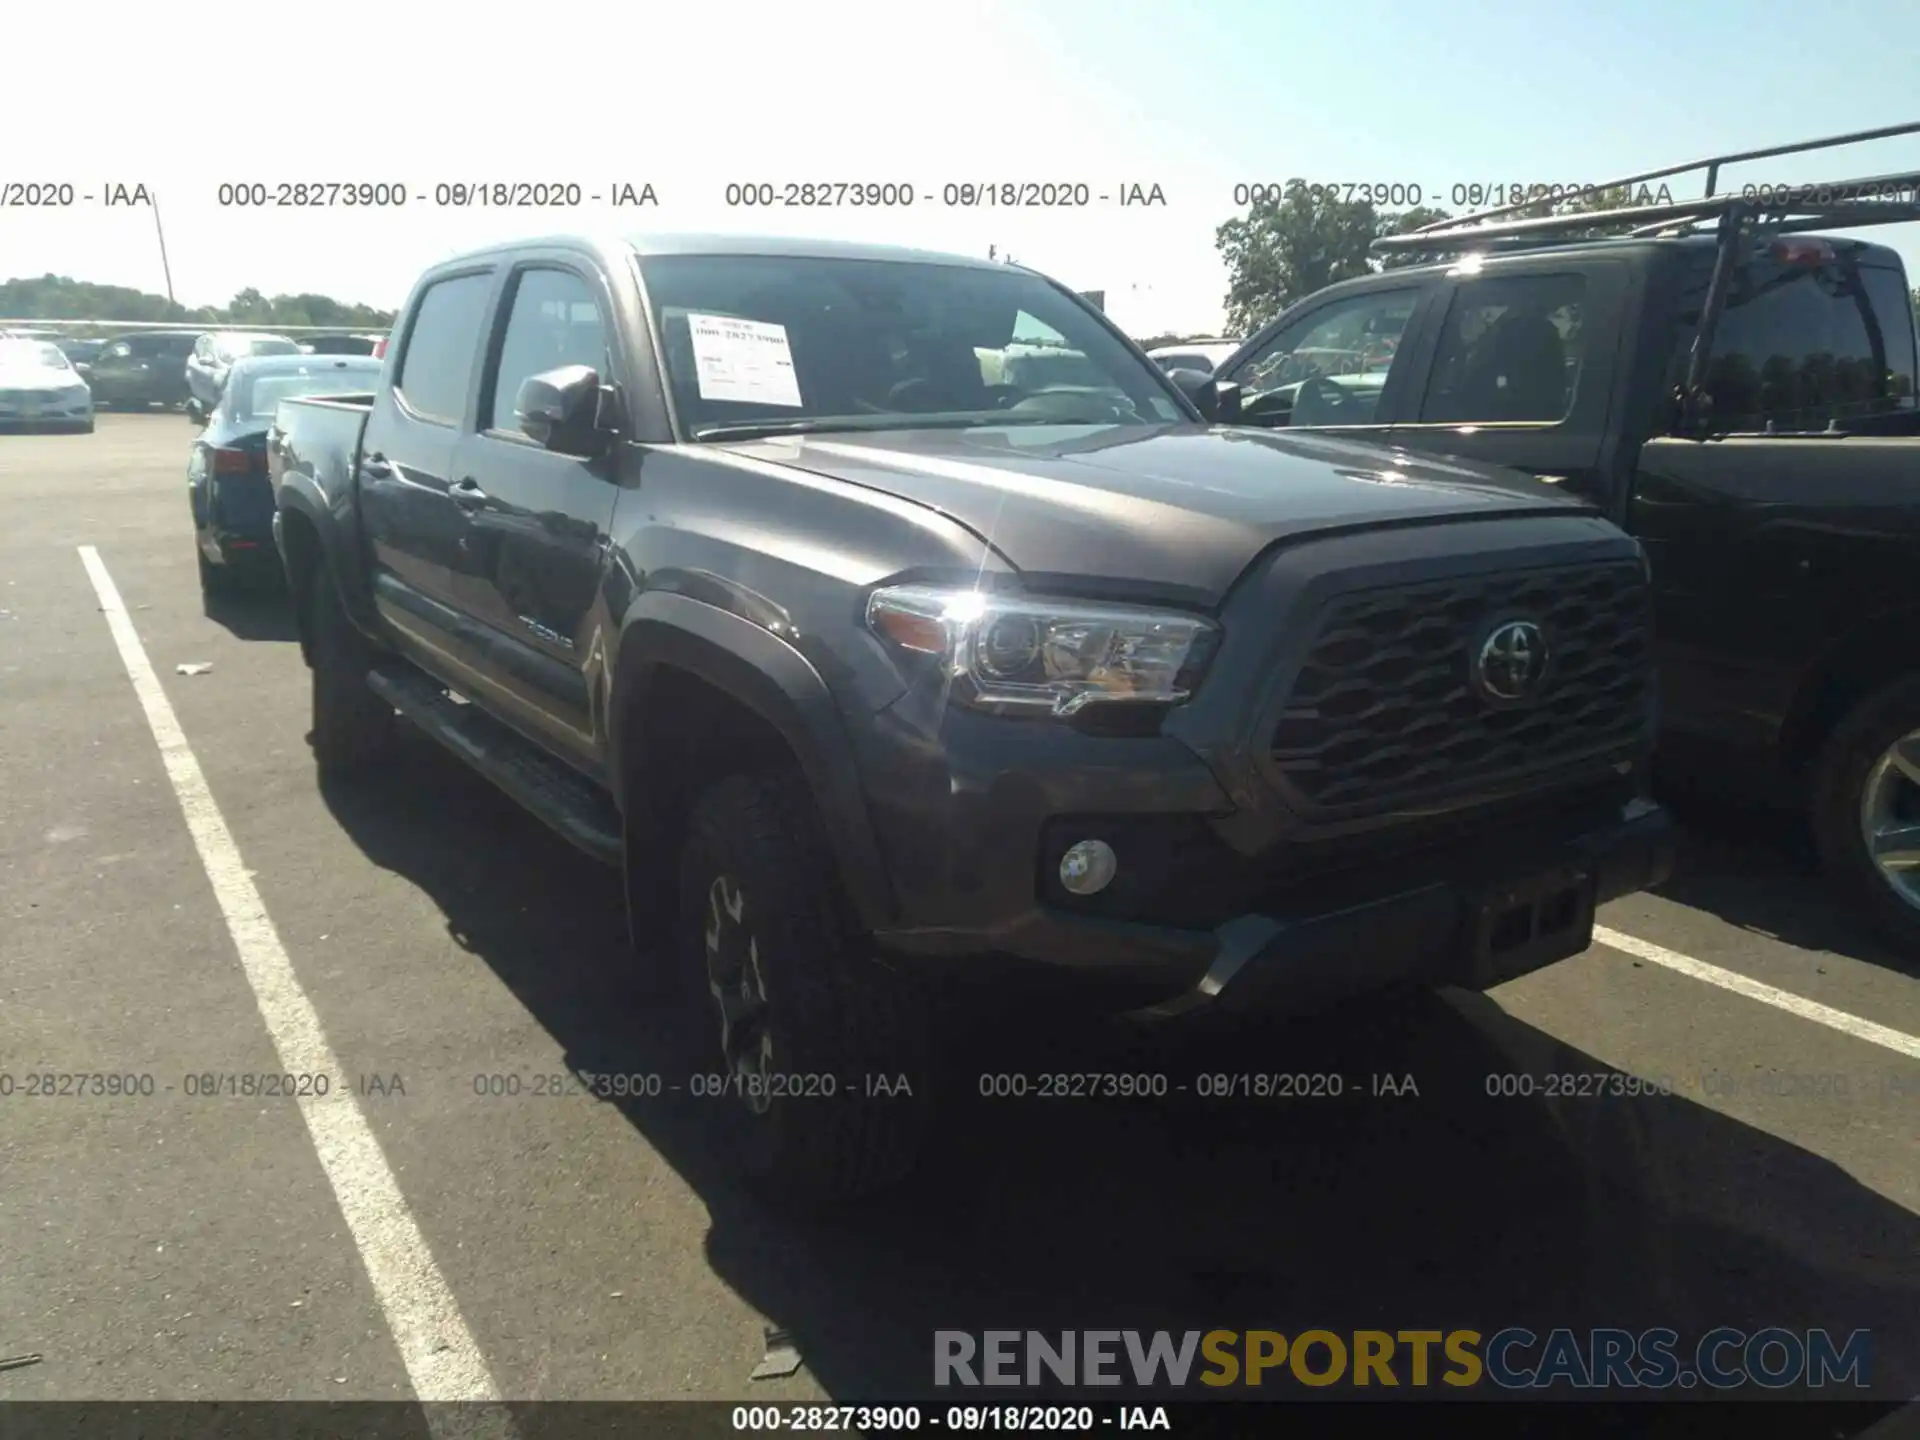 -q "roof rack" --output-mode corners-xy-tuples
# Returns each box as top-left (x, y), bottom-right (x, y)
(1367, 122), (1920, 434)
(1371, 120), (1920, 253)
